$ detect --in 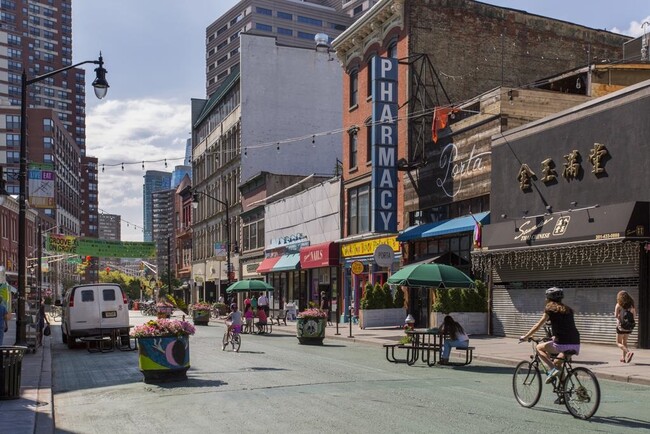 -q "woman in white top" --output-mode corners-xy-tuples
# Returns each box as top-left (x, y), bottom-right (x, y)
(439, 315), (469, 365)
